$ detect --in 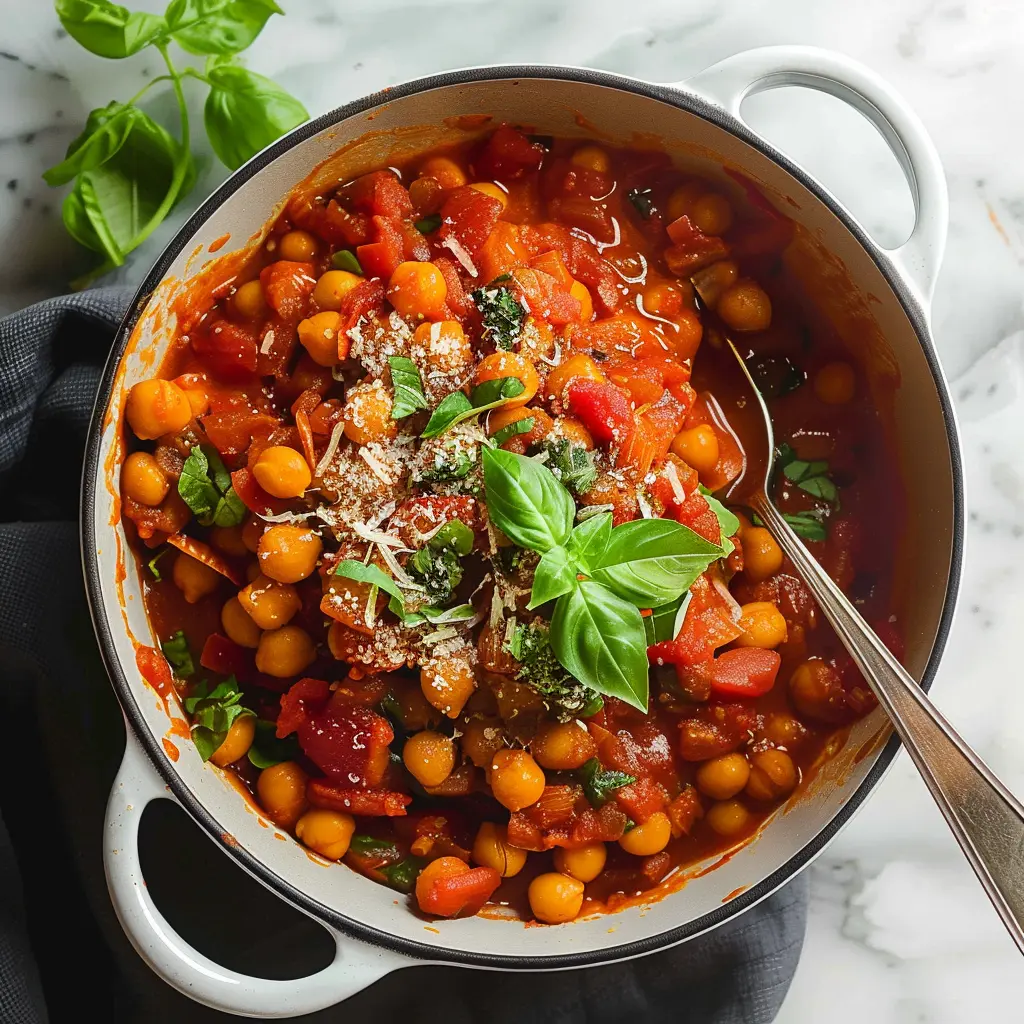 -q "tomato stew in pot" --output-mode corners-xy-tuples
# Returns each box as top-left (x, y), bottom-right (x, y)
(121, 126), (904, 925)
